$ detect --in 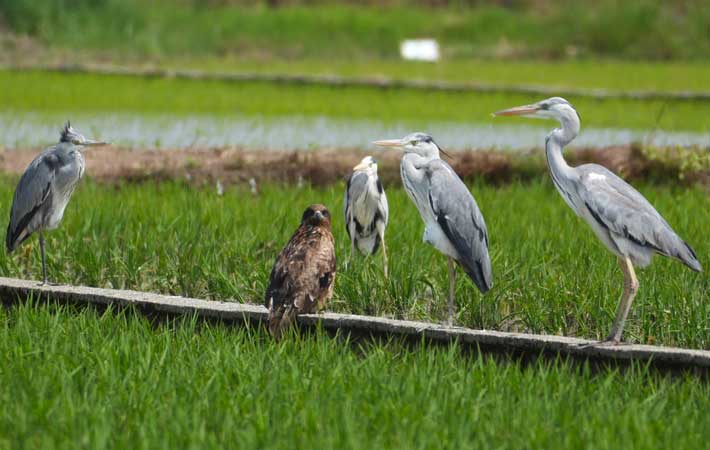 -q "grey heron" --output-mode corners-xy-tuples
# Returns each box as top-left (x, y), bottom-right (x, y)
(494, 97), (702, 344)
(344, 156), (389, 277)
(374, 133), (492, 325)
(6, 121), (108, 284)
